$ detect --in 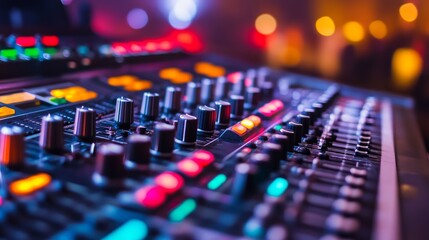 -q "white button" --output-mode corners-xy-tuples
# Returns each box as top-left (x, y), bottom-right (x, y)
(333, 198), (362, 214)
